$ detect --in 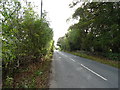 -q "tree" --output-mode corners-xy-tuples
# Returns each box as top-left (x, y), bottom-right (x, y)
(1, 0), (53, 80)
(57, 2), (120, 58)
